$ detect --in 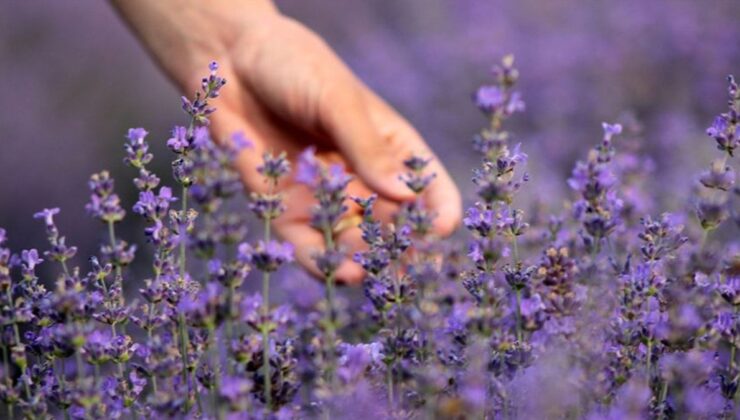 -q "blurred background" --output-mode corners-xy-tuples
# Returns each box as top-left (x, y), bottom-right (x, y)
(1, 0), (739, 288)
